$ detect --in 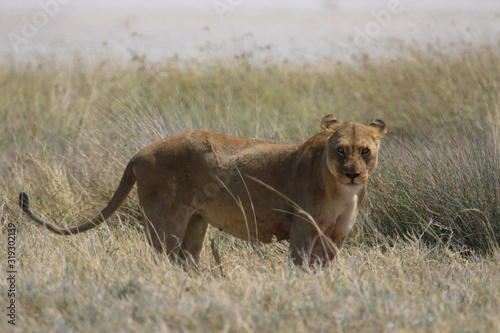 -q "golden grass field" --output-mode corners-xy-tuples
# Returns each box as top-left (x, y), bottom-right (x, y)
(1, 44), (499, 332)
